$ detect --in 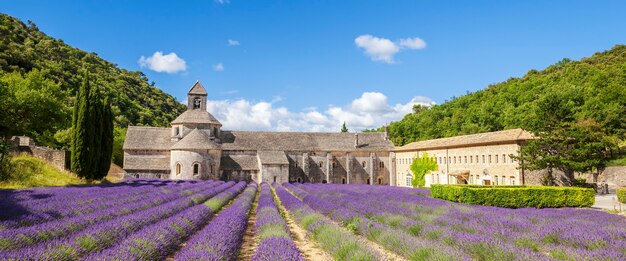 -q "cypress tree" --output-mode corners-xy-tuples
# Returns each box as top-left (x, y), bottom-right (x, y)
(89, 86), (103, 181)
(96, 97), (113, 180)
(71, 74), (93, 179)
